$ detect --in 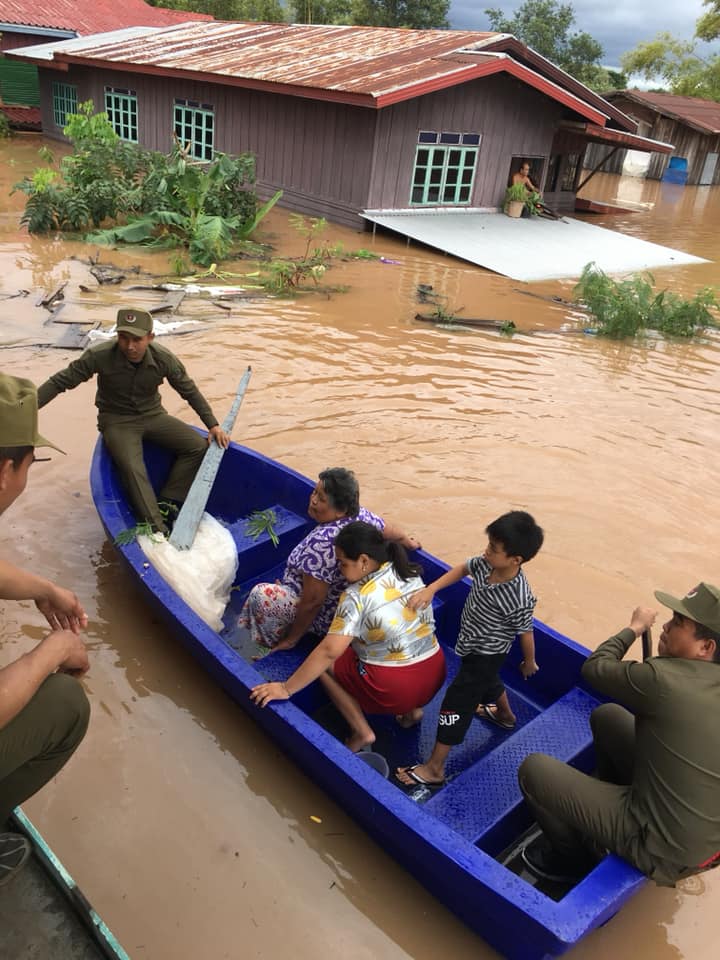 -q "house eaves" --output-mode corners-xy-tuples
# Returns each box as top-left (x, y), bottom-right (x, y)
(560, 120), (674, 154)
(481, 35), (639, 133)
(6, 27), (161, 69)
(0, 23), (76, 39)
